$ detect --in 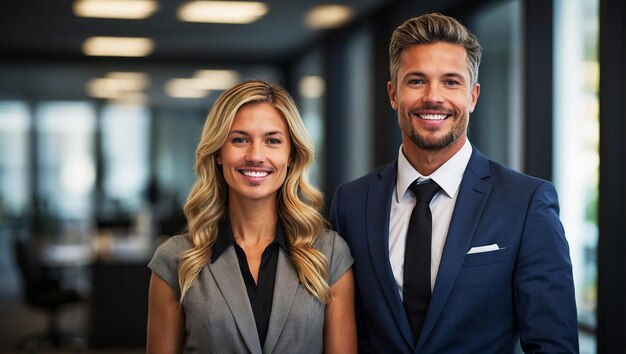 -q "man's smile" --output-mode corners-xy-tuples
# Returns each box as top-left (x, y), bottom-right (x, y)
(417, 113), (449, 120)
